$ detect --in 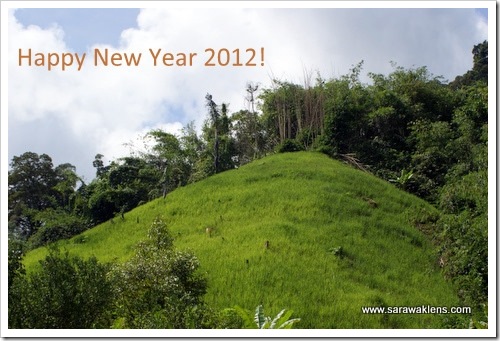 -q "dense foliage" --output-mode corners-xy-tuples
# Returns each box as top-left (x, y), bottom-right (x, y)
(9, 218), (215, 329)
(8, 41), (488, 328)
(9, 248), (114, 328)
